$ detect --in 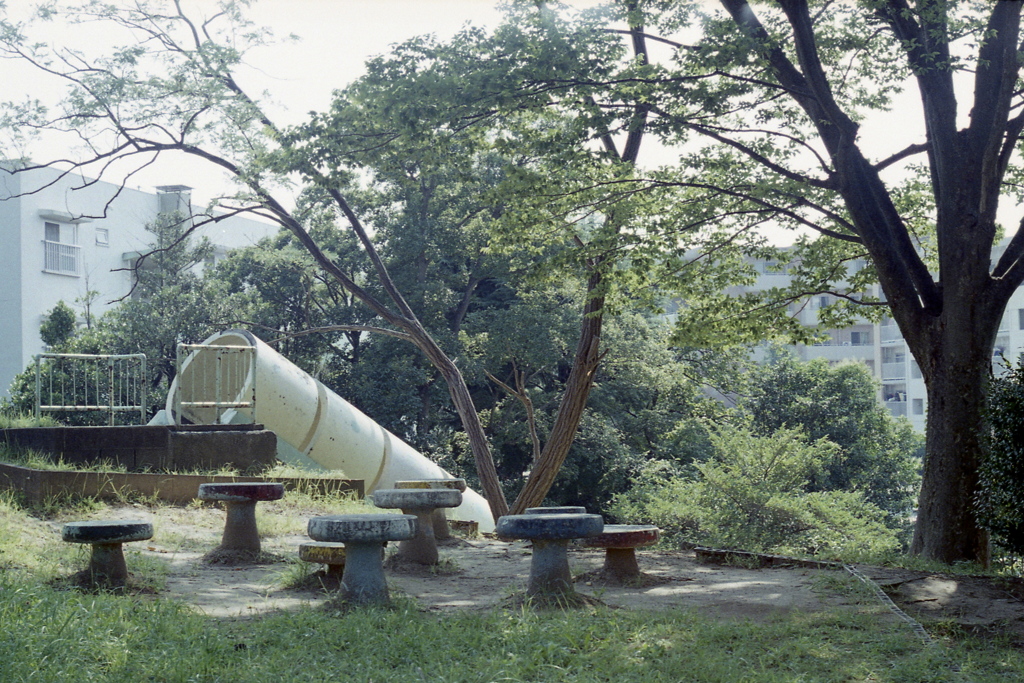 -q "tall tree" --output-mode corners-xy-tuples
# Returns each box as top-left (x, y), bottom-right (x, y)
(295, 3), (787, 512)
(352, 0), (1022, 562)
(0, 0), (509, 518)
(686, 0), (1023, 564)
